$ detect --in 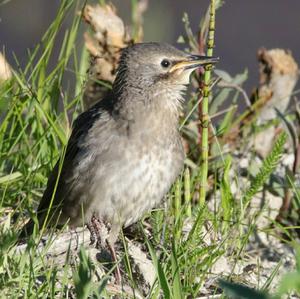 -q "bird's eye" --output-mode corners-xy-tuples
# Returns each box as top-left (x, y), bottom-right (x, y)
(161, 59), (171, 68)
